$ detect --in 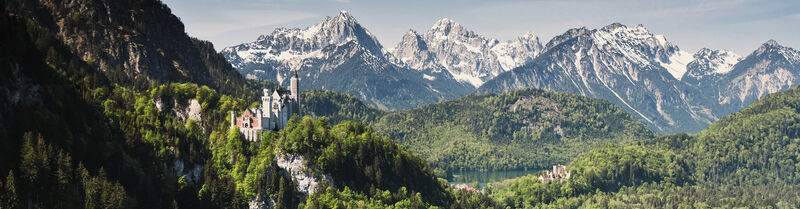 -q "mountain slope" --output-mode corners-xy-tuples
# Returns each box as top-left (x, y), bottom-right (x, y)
(681, 48), (742, 85)
(391, 18), (543, 87)
(5, 0), (249, 95)
(222, 11), (473, 110)
(711, 40), (800, 116)
(479, 23), (708, 133)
